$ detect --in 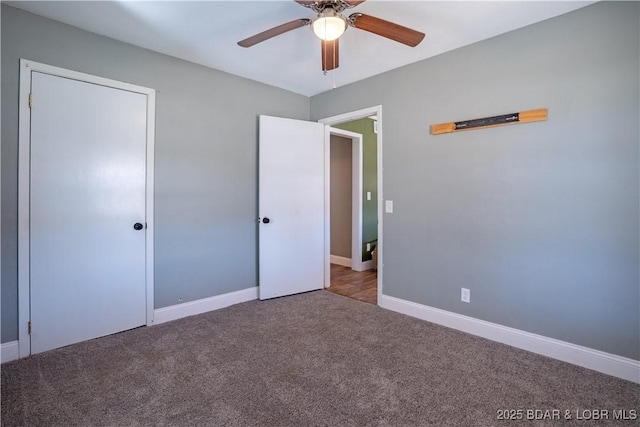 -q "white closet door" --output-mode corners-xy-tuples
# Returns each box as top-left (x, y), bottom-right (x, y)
(30, 71), (147, 354)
